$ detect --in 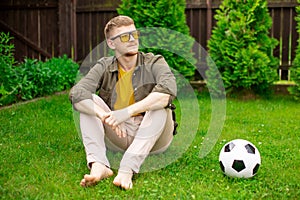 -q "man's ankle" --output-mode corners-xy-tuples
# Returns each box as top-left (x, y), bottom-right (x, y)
(118, 167), (133, 174)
